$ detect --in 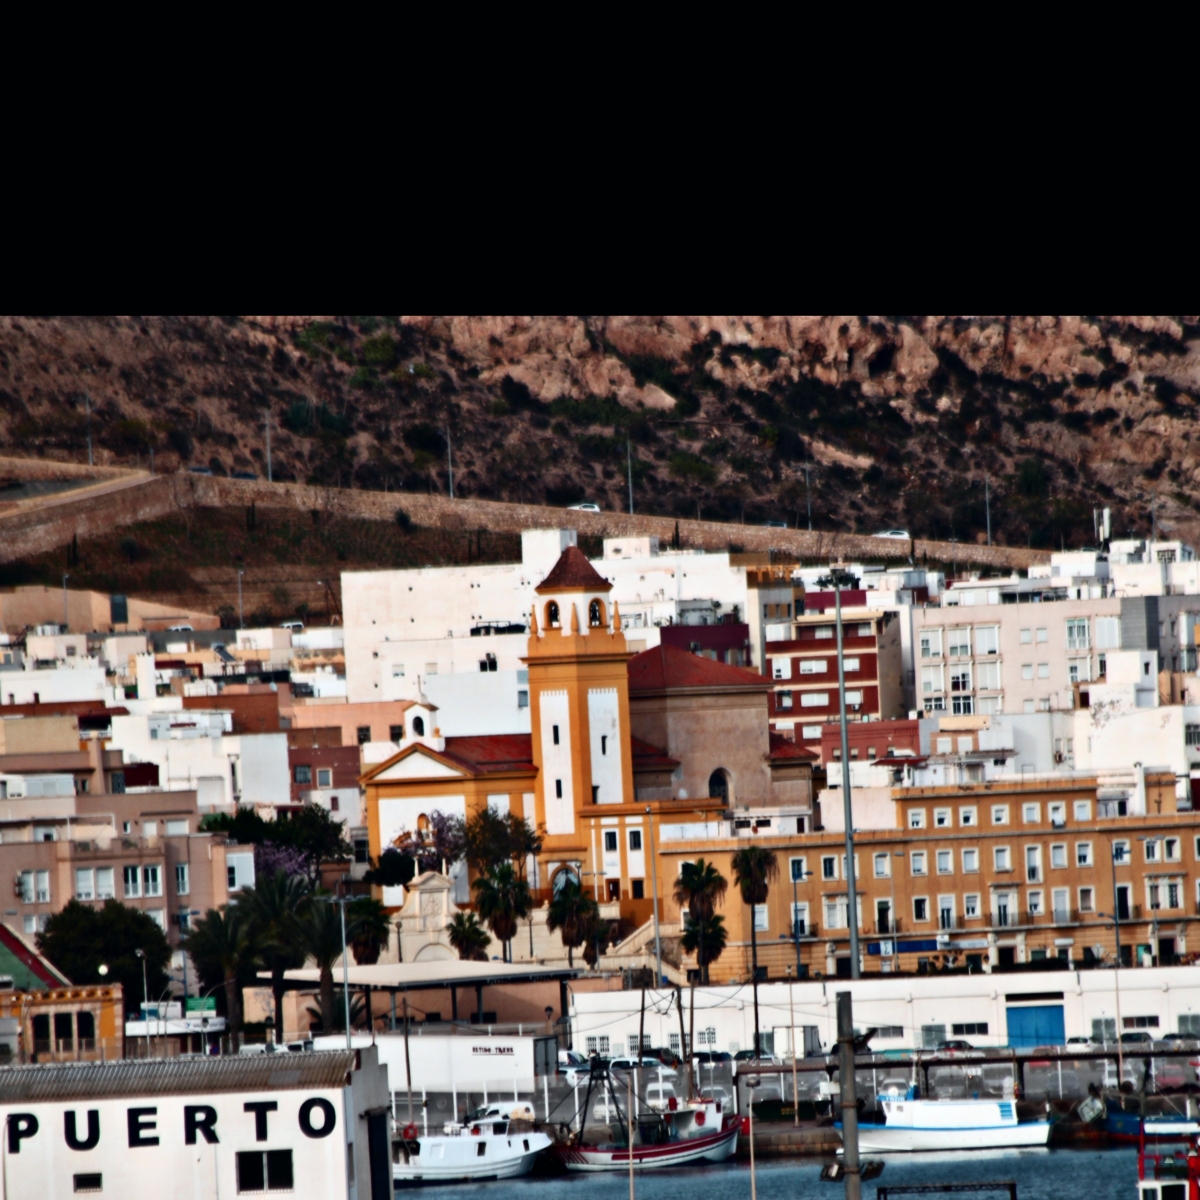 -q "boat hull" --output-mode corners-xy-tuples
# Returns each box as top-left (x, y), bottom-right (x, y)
(394, 1132), (551, 1184)
(854, 1120), (1051, 1154)
(1104, 1112), (1198, 1144)
(554, 1117), (740, 1171)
